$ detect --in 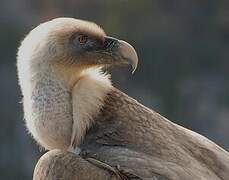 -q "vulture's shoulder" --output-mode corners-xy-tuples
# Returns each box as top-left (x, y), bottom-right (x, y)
(80, 88), (229, 180)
